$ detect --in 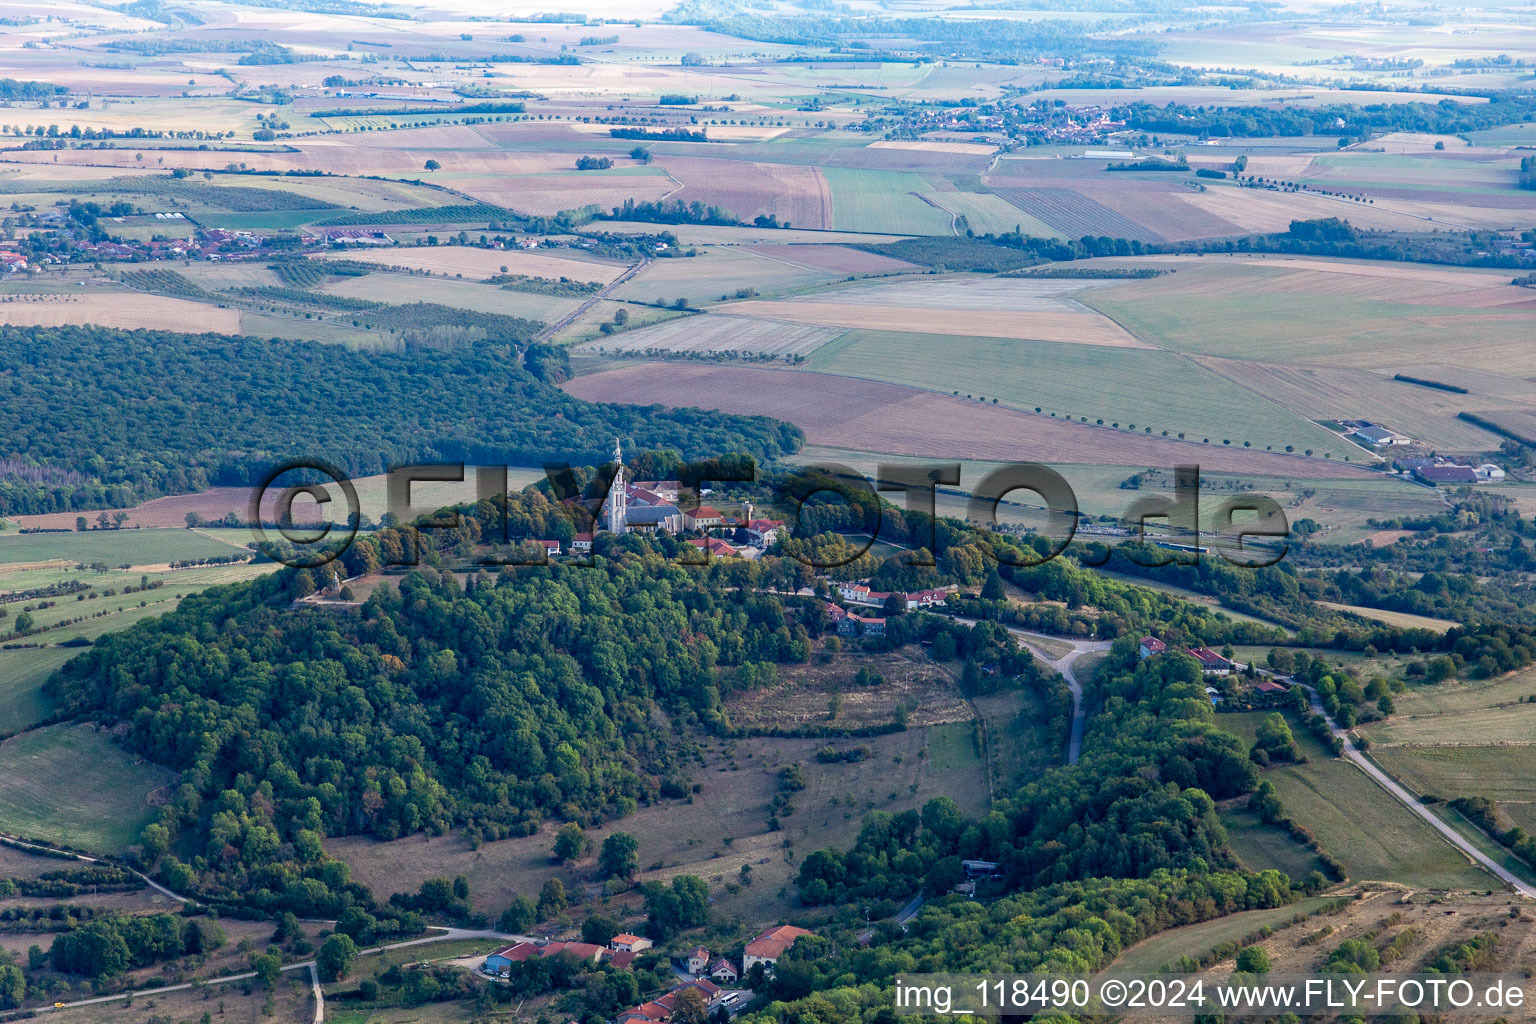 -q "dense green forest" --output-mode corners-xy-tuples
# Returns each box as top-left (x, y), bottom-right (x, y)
(1114, 92), (1536, 138)
(0, 325), (801, 514)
